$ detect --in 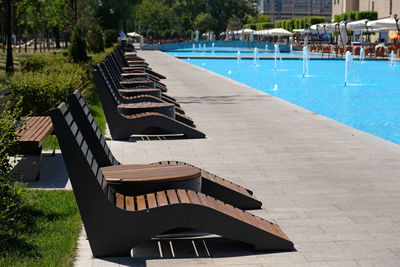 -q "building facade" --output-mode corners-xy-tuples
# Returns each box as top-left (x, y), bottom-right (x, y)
(332, 0), (400, 21)
(257, 0), (332, 21)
